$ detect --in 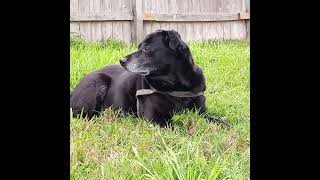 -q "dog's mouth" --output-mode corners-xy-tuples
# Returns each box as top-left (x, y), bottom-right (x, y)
(132, 71), (150, 76)
(139, 71), (149, 75)
(123, 66), (149, 75)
